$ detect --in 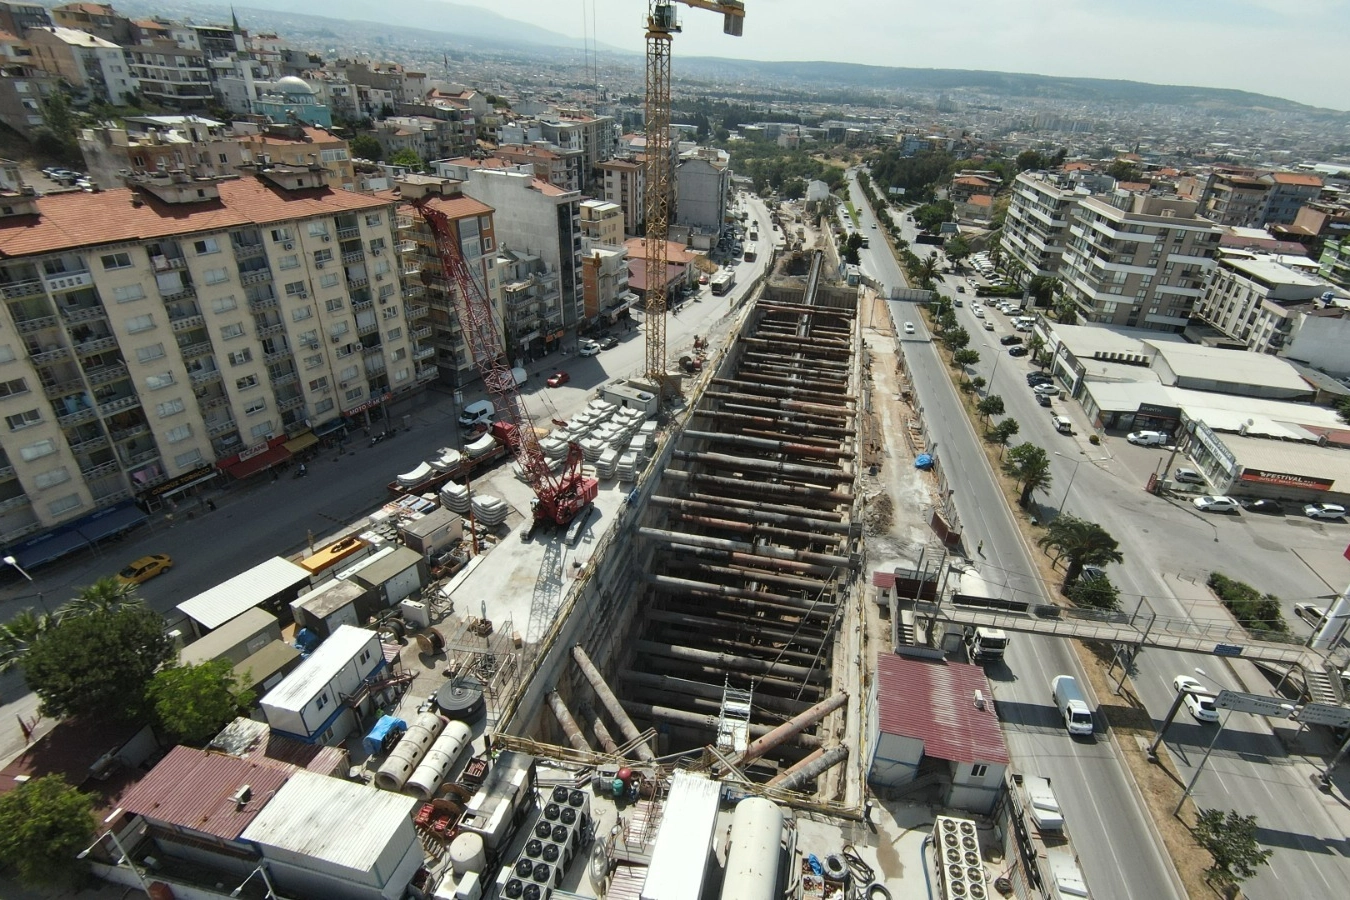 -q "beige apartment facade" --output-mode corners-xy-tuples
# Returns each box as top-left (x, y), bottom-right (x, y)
(0, 170), (436, 542)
